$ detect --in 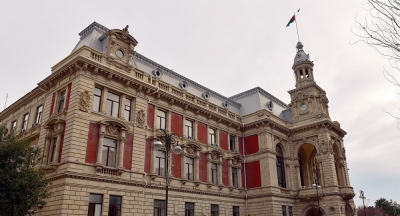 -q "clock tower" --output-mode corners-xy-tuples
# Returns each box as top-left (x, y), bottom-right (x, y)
(288, 42), (330, 121)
